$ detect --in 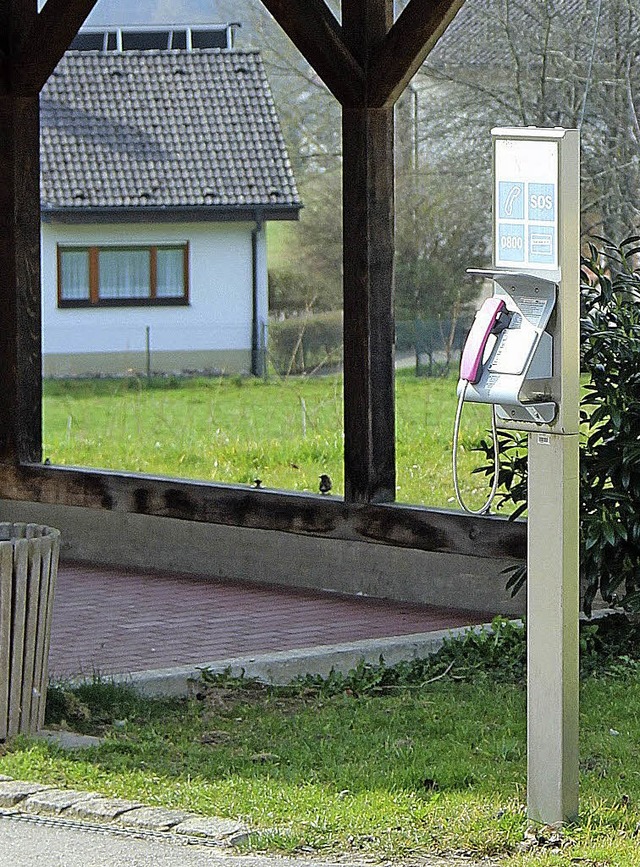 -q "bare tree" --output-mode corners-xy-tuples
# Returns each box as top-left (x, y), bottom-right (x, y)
(420, 0), (640, 240)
